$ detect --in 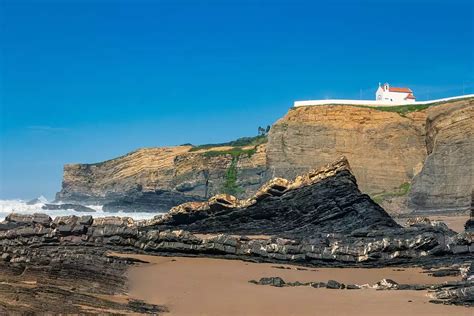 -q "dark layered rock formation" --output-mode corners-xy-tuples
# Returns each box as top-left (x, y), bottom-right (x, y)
(42, 203), (96, 212)
(2, 159), (472, 268)
(150, 157), (399, 237)
(0, 239), (167, 314)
